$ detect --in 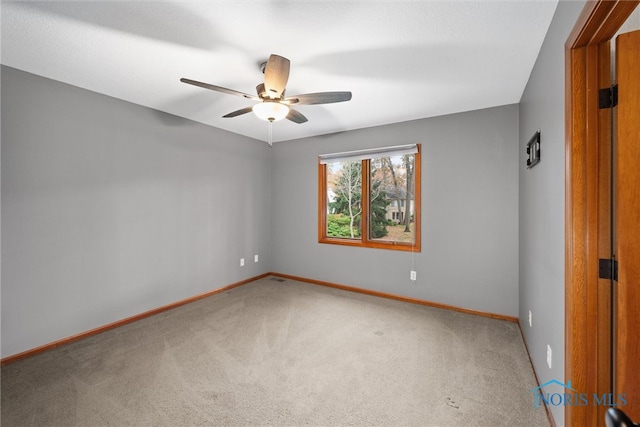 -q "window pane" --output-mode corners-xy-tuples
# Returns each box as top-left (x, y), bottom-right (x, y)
(369, 155), (416, 244)
(326, 161), (362, 239)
